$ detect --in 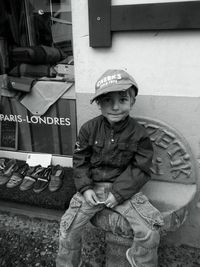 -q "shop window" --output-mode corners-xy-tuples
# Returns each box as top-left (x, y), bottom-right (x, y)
(0, 0), (76, 156)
